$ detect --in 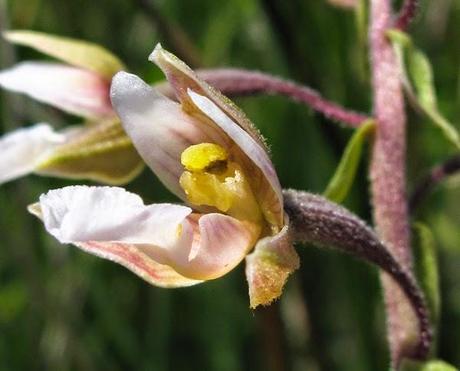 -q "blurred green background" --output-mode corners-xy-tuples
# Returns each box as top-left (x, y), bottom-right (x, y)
(0, 0), (459, 370)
